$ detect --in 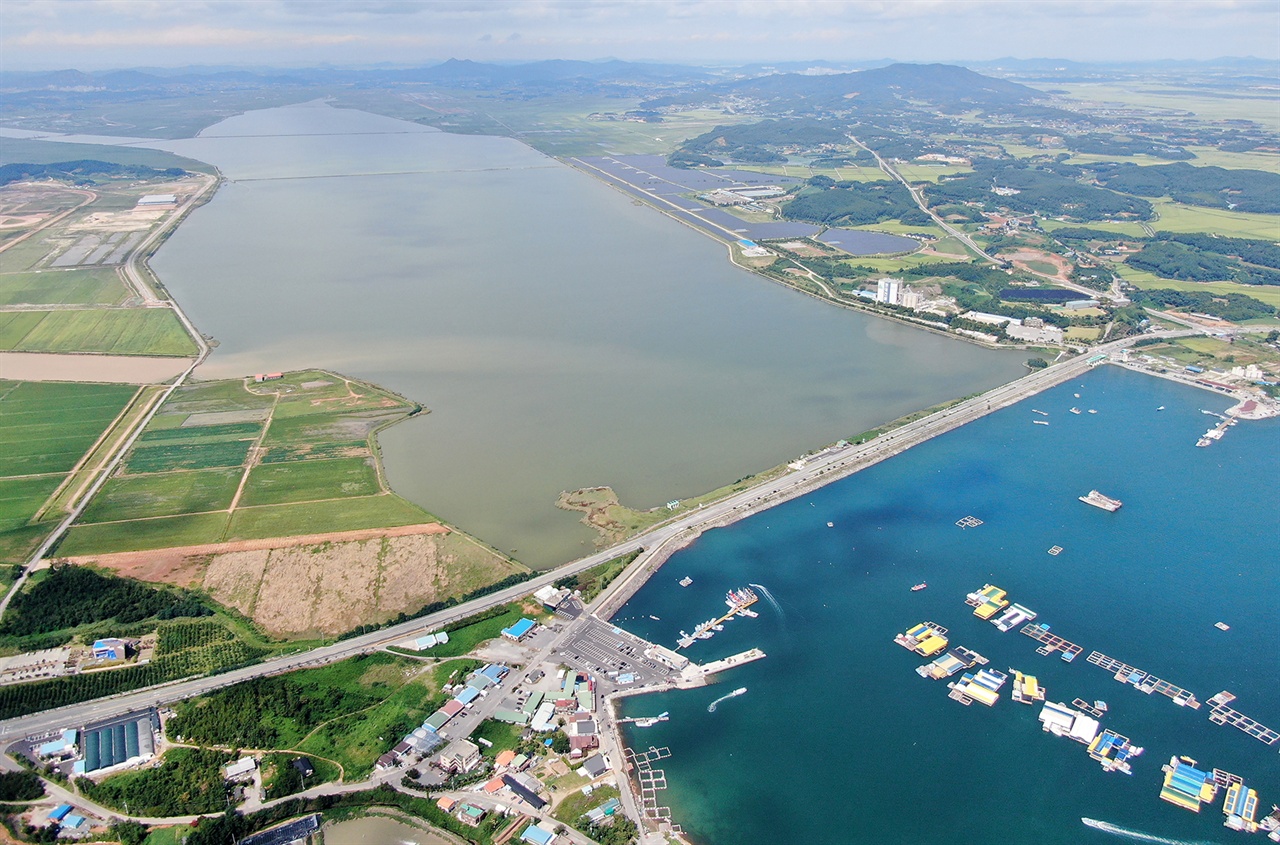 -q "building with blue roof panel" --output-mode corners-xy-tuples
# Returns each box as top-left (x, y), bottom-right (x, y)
(479, 664), (508, 683)
(502, 618), (536, 641)
(520, 823), (554, 845)
(455, 686), (481, 705)
(48, 805), (72, 822)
